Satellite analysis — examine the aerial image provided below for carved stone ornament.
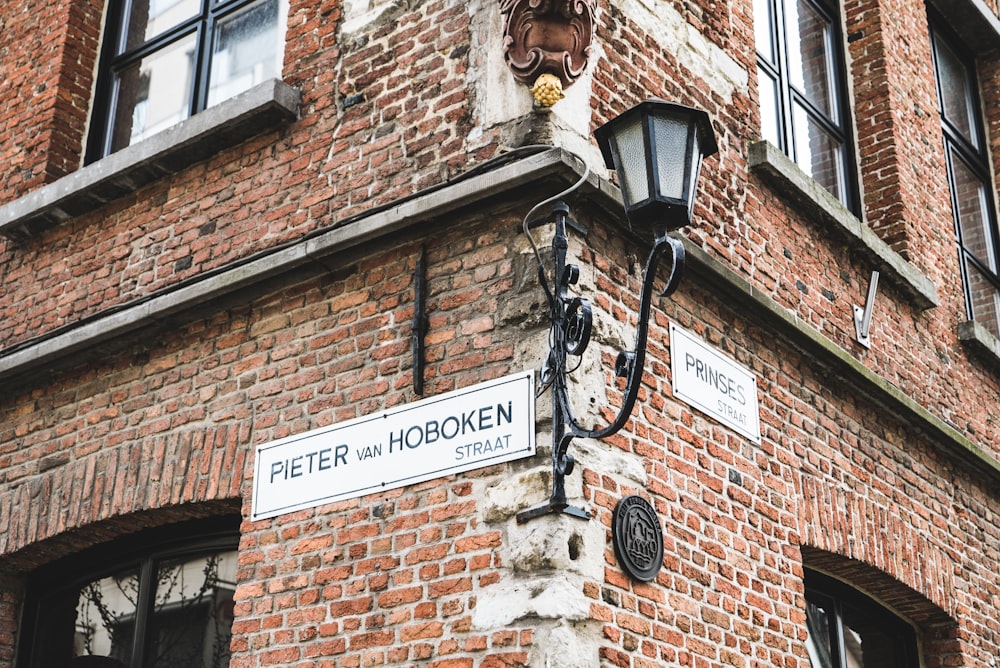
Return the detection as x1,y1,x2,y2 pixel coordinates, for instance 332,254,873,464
499,0,596,89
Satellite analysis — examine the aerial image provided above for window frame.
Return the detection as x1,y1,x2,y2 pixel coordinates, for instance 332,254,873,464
755,0,860,214
804,569,919,668
86,0,285,163
930,13,1000,338
16,516,240,668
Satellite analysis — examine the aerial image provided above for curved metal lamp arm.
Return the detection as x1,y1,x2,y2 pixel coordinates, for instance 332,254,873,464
562,233,684,440
517,201,686,523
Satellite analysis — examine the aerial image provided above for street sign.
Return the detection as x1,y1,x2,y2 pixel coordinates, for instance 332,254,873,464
252,371,536,520
670,323,761,442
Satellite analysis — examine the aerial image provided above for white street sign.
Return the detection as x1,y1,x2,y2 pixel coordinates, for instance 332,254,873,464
252,371,536,520
670,323,761,442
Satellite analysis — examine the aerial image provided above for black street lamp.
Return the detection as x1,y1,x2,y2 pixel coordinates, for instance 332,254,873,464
517,100,718,523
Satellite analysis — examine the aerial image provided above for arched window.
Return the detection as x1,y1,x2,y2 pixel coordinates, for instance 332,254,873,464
17,516,240,668
804,569,919,668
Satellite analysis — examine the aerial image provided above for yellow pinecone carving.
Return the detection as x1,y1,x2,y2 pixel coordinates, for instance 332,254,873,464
531,73,565,107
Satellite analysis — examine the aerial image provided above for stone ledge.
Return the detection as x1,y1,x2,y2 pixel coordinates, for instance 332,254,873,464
0,79,300,242
748,140,939,311
0,148,580,384
957,320,1000,370
927,0,1000,53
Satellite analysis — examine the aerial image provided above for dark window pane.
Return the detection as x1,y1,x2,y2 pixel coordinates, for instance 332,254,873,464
121,0,201,52
28,570,139,668
805,600,835,668
110,34,197,152
842,601,907,667
804,570,918,668
207,0,284,107
145,551,237,668
788,0,834,118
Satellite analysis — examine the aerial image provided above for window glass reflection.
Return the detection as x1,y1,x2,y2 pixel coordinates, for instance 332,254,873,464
966,261,1000,338
74,567,141,664
207,0,284,107
758,68,781,146
792,103,844,201
934,32,978,147
787,0,834,117
111,34,196,152
26,549,236,667
951,151,997,272
752,0,856,211
146,552,237,668
754,0,775,63
122,0,201,52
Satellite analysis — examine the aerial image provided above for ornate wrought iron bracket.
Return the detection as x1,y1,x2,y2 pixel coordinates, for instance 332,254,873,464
516,201,685,523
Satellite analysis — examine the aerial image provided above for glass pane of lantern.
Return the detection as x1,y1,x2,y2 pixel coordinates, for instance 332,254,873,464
613,115,650,207
653,112,690,201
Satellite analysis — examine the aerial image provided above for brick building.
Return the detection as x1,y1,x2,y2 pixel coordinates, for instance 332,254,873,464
1,0,999,665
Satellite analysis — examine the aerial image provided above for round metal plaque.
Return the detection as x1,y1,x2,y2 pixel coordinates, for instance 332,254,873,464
612,495,664,582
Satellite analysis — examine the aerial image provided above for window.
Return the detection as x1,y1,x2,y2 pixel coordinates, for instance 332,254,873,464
754,0,858,212
804,570,918,668
931,17,1000,339
17,518,239,668
87,0,287,161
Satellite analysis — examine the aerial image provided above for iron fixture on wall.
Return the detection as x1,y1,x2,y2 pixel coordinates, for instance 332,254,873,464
517,100,718,523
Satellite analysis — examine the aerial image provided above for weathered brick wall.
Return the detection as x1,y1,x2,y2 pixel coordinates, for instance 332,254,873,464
1,0,1000,666
846,0,953,259
557,204,997,666
0,0,490,352
0,0,101,201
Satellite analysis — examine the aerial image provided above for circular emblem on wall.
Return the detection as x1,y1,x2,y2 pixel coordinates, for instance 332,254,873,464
612,495,664,582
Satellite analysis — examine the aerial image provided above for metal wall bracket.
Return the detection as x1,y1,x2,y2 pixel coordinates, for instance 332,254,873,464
853,270,880,349
412,245,428,395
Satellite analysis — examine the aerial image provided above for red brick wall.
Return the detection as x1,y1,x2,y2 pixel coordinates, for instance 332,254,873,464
1,0,1000,666
0,0,101,200
0,0,487,353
